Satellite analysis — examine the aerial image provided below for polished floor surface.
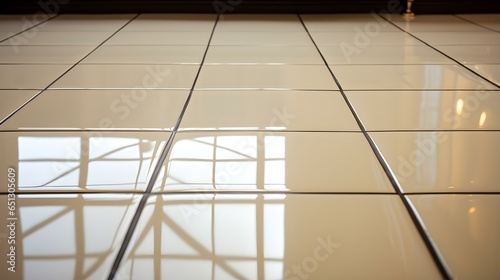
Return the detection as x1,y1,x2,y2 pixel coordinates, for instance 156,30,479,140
0,13,499,280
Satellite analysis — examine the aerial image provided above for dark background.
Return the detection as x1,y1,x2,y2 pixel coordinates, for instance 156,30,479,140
1,0,500,14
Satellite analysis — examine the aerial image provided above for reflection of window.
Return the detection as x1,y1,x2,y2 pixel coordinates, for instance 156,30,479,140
122,194,285,279
17,136,163,191
87,137,156,190
19,136,81,188
264,136,286,190
17,194,137,279
165,134,287,191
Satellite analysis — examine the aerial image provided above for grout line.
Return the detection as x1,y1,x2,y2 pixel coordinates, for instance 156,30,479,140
378,14,499,89
366,129,500,133
173,20,219,132
0,14,60,44
140,191,396,195
452,14,500,33
405,192,500,195
0,14,142,127
192,88,500,91
4,87,496,92
106,14,221,280
0,130,174,134
298,13,454,280
1,128,498,134
0,129,356,133
2,190,499,196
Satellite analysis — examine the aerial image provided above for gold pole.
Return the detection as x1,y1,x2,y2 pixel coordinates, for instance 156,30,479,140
403,0,415,19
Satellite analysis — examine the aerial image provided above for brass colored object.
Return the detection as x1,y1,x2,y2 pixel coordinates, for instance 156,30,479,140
403,0,415,19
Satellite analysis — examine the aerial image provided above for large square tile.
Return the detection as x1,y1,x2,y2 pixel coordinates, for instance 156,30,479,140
347,91,500,130
38,14,135,31
122,14,217,31
204,45,324,64
196,65,338,90
50,64,199,89
0,131,168,192
82,46,206,64
0,64,70,89
0,90,189,130
0,45,95,64
105,31,211,45
409,194,500,279
216,14,304,32
319,45,453,65
0,193,140,279
179,91,358,131
412,31,500,45
116,194,440,279
456,14,500,31
301,14,402,32
310,31,423,45
331,64,497,90
370,131,500,193
0,90,39,123
465,64,500,86
1,31,113,46
435,45,500,64
210,31,313,46
0,15,52,32
152,131,393,193
387,15,489,32
0,31,14,40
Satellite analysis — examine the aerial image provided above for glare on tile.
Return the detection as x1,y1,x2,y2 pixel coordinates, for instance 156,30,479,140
0,132,169,192
0,193,141,280
346,91,500,130
332,64,497,90
456,98,464,115
116,194,440,279
479,111,487,127
153,131,394,193
410,195,500,279
265,126,287,130
371,131,500,193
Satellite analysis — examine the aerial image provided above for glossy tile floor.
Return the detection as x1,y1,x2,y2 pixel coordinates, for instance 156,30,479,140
0,13,499,280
